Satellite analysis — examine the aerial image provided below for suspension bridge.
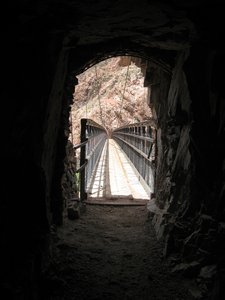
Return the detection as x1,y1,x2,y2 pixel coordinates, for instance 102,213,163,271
74,118,156,206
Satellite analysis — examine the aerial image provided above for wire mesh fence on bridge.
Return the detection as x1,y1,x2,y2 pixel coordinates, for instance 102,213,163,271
74,118,107,201
73,118,156,201
112,120,156,195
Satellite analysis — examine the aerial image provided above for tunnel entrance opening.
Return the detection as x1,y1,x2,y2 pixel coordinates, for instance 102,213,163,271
67,56,156,205
71,56,151,136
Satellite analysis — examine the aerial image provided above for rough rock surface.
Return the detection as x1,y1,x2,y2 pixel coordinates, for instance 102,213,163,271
61,141,78,204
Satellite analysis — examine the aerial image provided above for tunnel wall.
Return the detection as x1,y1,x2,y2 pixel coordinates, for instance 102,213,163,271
146,47,225,298
1,24,69,296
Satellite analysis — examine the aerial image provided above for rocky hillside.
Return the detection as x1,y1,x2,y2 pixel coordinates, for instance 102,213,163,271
71,56,152,144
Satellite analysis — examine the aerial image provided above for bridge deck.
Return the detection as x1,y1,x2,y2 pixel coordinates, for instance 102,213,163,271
87,139,149,204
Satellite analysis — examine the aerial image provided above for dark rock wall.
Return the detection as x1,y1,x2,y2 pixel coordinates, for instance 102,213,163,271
184,45,225,299
2,10,67,296
61,141,79,205
146,45,225,298
43,49,70,226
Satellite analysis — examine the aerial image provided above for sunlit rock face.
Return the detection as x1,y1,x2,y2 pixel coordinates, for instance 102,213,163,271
71,56,151,144
2,0,225,299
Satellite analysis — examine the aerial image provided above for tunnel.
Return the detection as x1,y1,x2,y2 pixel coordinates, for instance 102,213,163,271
1,0,225,299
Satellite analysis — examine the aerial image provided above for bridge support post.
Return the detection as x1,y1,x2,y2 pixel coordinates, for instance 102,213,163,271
80,119,88,202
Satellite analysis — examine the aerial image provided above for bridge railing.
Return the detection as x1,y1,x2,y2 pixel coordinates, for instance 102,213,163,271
112,120,156,195
74,118,107,201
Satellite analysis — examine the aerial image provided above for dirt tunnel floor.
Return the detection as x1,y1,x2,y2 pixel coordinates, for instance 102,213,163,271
47,205,192,300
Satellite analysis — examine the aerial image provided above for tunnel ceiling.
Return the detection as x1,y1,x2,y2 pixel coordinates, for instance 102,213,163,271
13,0,204,74
63,0,195,73
64,0,195,50
12,0,224,75
15,0,196,47
12,0,224,50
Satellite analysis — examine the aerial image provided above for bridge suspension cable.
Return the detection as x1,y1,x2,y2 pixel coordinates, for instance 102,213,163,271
94,65,105,127
117,57,131,127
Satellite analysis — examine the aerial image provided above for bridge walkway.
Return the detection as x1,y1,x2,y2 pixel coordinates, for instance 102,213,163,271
87,138,149,205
